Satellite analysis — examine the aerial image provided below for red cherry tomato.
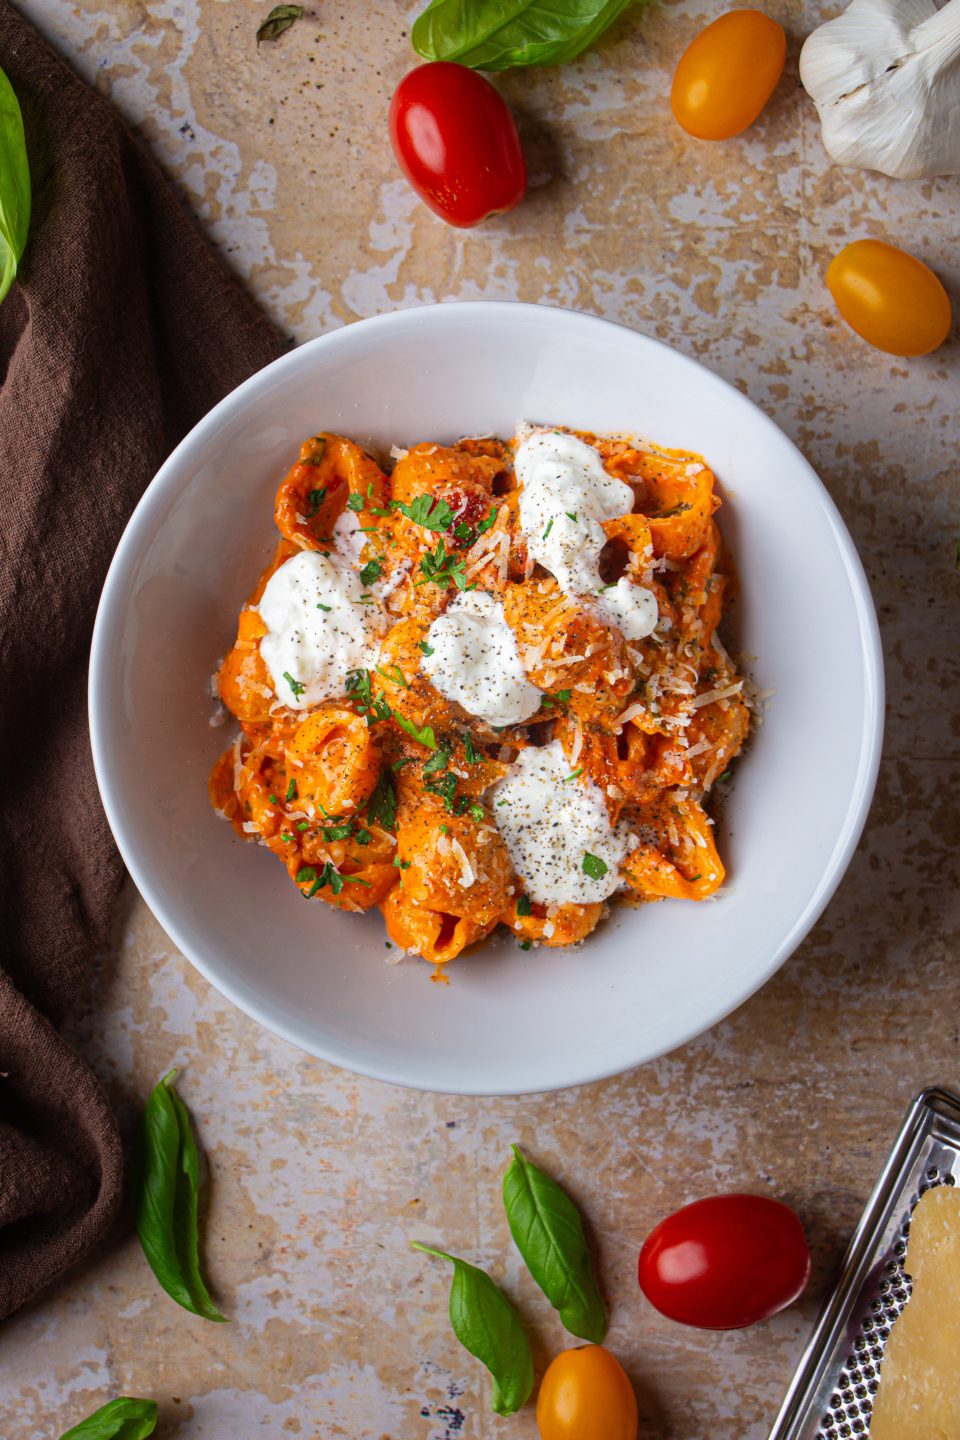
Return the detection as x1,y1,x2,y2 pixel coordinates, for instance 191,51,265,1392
638,1194,810,1329
389,62,527,228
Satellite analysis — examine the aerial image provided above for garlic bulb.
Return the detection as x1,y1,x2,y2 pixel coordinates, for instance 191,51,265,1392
799,0,960,179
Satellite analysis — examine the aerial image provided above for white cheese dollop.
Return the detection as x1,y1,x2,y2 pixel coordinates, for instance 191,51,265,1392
421,589,542,728
514,430,658,641
491,739,631,906
258,550,387,710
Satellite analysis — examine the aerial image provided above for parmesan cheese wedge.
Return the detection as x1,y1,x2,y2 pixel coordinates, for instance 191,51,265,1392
870,1184,960,1440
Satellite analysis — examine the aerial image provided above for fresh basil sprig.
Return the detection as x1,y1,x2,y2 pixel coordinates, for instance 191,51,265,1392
59,1397,157,1440
411,0,638,71
411,1243,534,1415
133,1070,226,1322
0,67,31,307
503,1144,606,1343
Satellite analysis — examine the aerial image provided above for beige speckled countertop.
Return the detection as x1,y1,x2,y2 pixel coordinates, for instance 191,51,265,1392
3,1,959,1436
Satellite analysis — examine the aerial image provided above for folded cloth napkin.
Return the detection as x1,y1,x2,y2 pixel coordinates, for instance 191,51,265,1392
0,0,283,1319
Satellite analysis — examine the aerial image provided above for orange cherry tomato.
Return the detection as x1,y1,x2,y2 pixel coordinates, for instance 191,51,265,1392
537,1346,638,1440
671,10,786,140
826,239,952,357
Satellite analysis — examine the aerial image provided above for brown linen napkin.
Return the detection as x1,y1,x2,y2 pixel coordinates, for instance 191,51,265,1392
0,0,284,1319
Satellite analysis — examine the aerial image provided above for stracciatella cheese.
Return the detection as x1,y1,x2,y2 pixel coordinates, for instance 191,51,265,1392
258,550,387,710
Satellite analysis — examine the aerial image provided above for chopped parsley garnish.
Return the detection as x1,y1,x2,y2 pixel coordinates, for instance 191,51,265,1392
346,493,365,513
375,663,407,688
582,852,608,881
269,793,279,804
555,689,572,703
296,865,316,884
285,779,298,803
424,771,457,810
565,511,577,522
346,668,372,711
689,873,702,882
369,694,392,724
655,502,692,519
469,802,484,822
392,856,412,869
542,518,554,540
280,830,292,843
519,940,532,951
394,712,438,749
463,732,480,765
316,602,332,612
517,894,532,916
296,820,310,832
453,521,474,541
477,506,497,534
439,823,450,835
422,745,452,776
399,494,455,532
717,769,732,782
540,689,572,708
418,640,435,657
417,539,469,591
283,671,306,699
356,828,371,845
322,822,354,841
306,486,327,516
359,558,383,586
392,756,415,772
367,769,398,829
563,767,584,782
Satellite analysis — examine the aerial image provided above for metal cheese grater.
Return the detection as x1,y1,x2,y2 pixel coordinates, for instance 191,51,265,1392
768,1087,960,1440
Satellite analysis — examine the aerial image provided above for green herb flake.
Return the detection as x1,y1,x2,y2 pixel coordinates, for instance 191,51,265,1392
375,663,407,688
418,640,435,657
268,793,279,804
296,820,310,832
519,940,532,952
306,486,327,517
132,1071,226,1323
394,711,438,749
542,518,554,540
582,852,608,881
316,602,332,612
346,493,365,513
469,803,484,822
418,538,468,591
359,558,383,587
346,668,373,711
367,768,398,830
563,767,583,783
422,745,452,776
285,779,298,802
517,894,532,916
464,732,480,765
322,822,354,841
477,505,498,534
409,1243,534,1416
283,671,306,699
356,828,371,846
256,3,304,45
399,494,455,532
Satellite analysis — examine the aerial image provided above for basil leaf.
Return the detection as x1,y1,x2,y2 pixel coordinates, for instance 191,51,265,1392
59,1397,157,1440
0,67,31,307
256,3,303,43
133,1070,227,1322
411,0,638,71
502,1144,606,1343
411,1243,534,1416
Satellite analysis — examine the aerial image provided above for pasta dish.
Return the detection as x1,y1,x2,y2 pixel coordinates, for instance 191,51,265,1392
209,427,751,965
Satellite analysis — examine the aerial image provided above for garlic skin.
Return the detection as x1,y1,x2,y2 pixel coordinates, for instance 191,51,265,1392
800,0,960,179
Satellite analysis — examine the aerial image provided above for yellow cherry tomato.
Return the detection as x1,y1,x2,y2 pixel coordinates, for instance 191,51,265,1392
537,1346,638,1440
826,239,952,357
671,10,787,140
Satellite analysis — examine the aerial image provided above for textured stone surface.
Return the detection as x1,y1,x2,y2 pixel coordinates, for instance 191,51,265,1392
3,0,959,1435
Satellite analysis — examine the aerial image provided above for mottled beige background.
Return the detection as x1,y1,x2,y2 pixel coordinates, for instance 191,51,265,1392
3,1,959,1436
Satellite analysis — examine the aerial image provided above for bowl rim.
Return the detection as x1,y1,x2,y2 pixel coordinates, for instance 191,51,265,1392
88,300,885,1095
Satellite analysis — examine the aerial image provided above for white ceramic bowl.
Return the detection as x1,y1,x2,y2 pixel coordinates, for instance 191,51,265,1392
89,302,883,1095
